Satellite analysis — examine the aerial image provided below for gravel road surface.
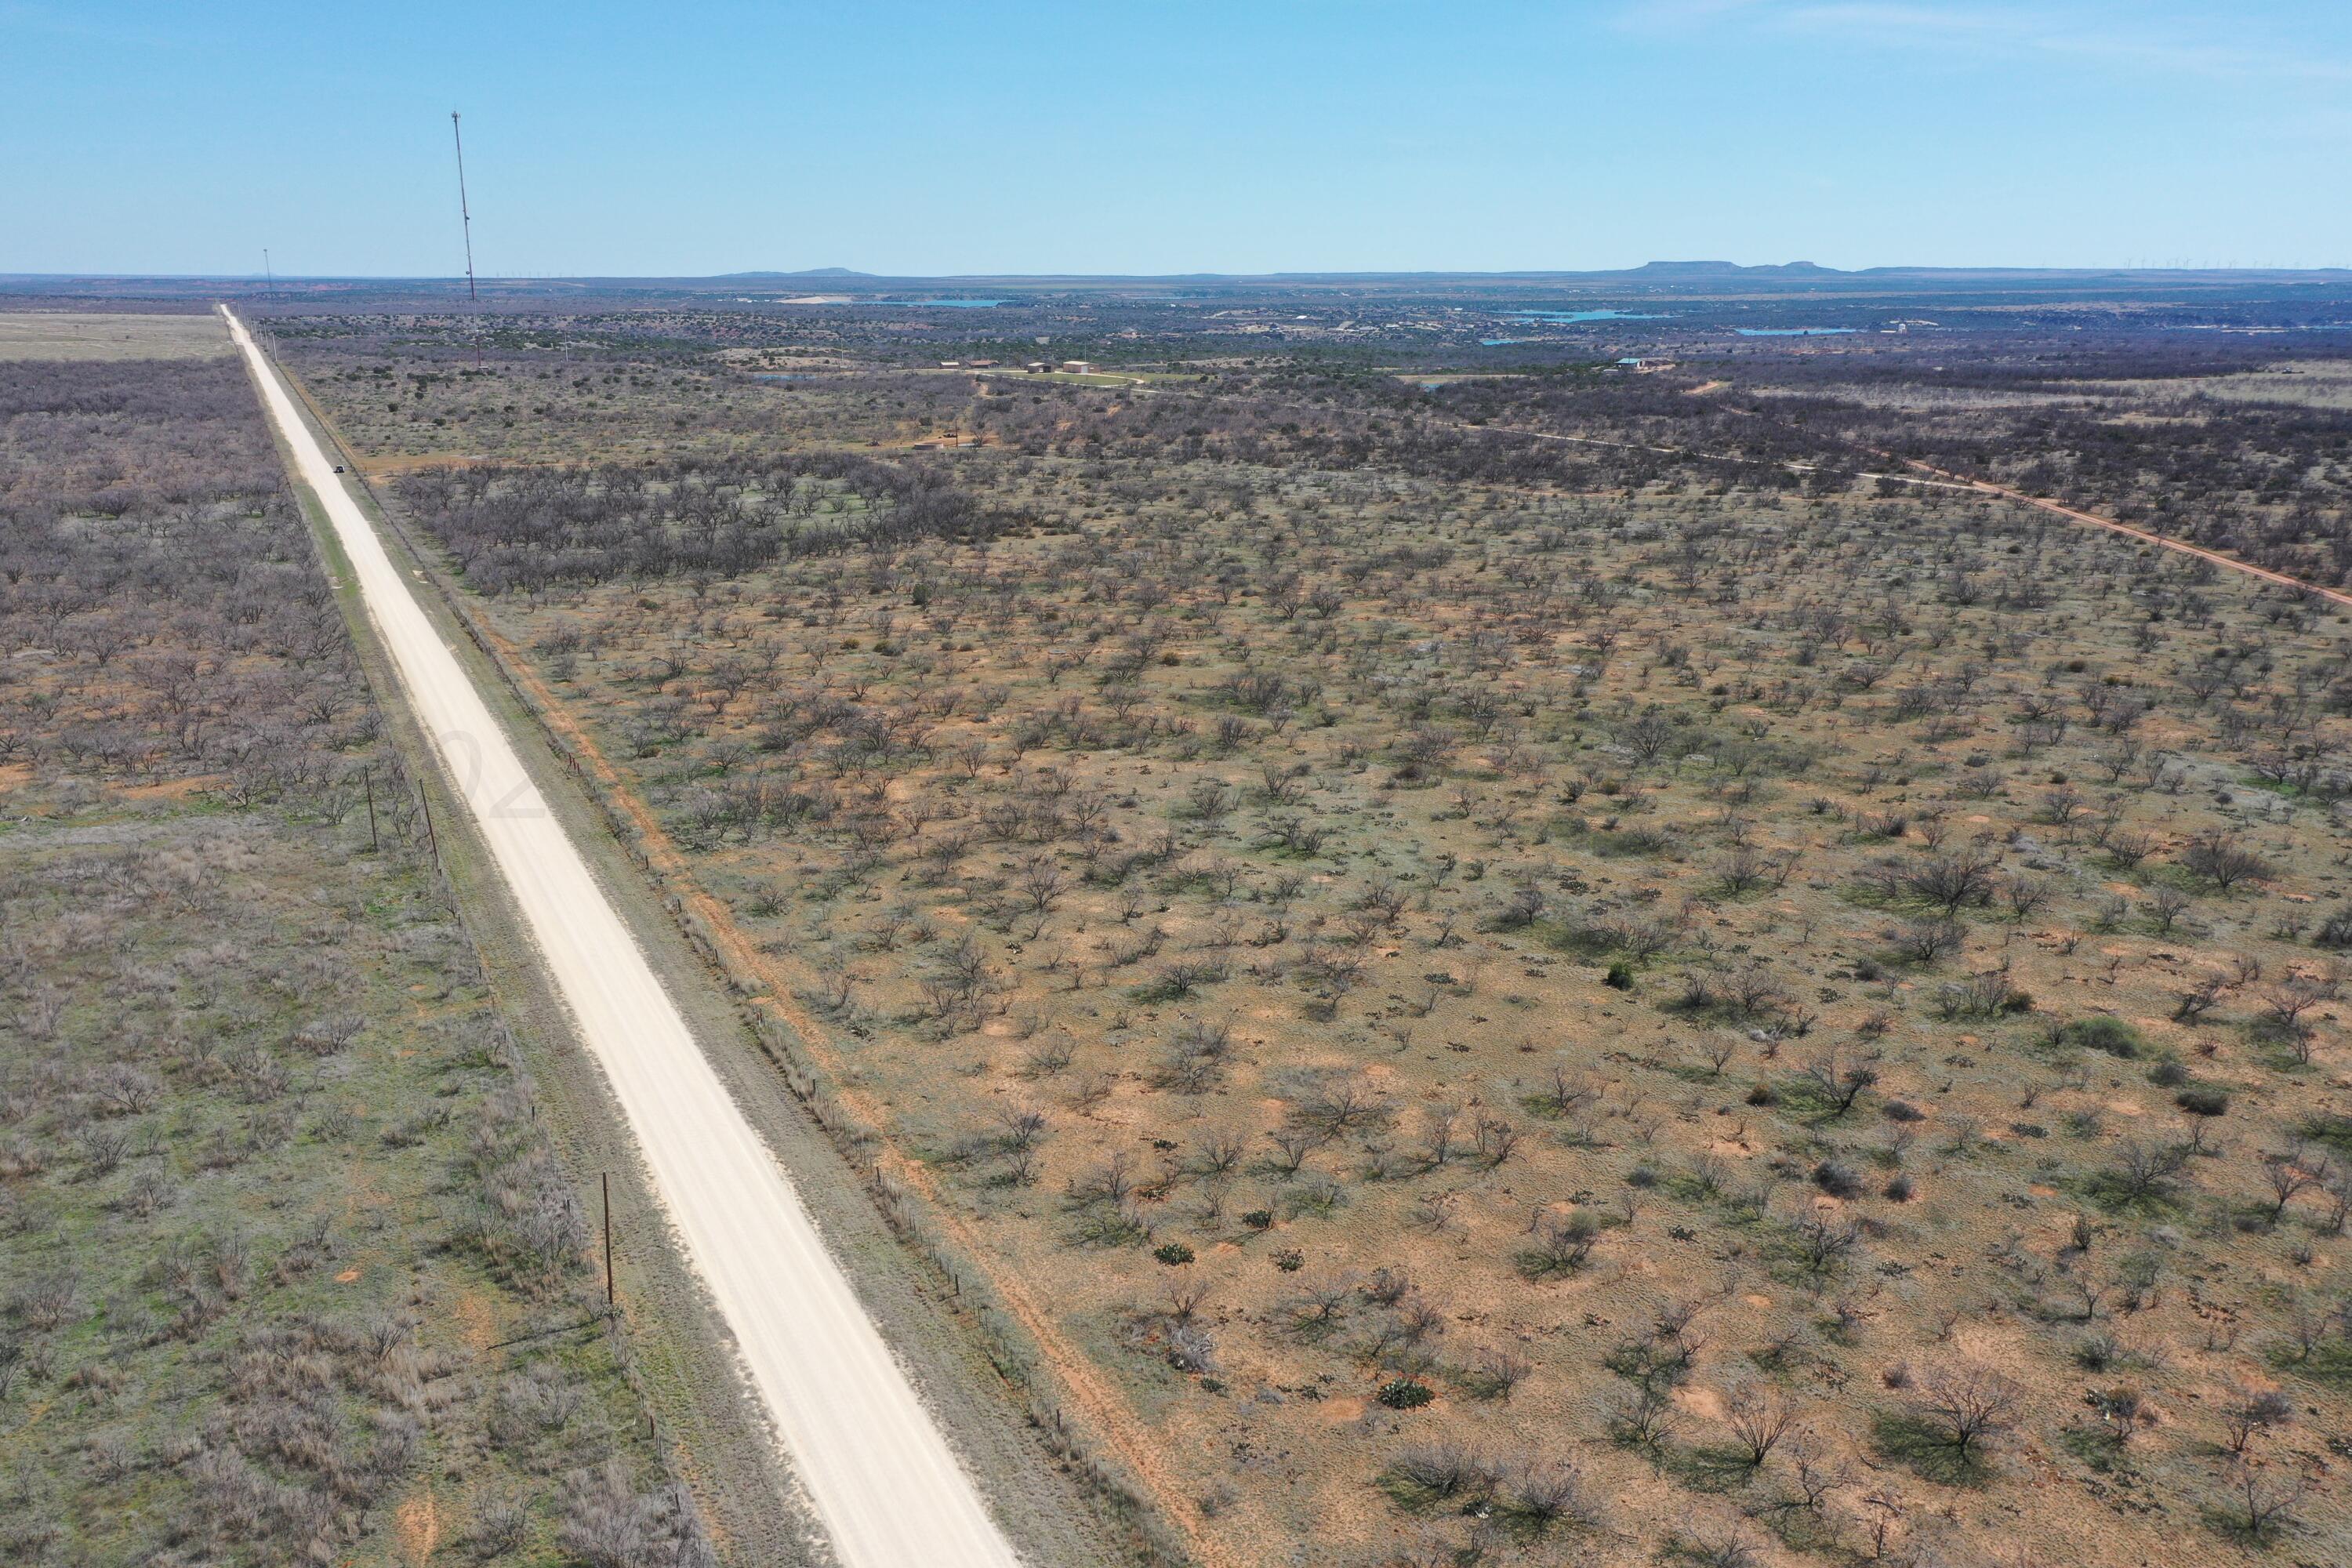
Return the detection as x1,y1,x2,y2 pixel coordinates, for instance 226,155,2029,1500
226,305,1023,1568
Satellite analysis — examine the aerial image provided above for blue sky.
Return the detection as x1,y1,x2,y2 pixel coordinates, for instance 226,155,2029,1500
5,1,2348,276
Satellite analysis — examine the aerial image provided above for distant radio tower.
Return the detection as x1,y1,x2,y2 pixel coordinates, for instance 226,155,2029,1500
263,247,274,302
451,111,477,301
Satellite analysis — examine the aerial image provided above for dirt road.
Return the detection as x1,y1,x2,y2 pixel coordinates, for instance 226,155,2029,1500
223,307,1024,1568
1893,458,2352,609
1471,414,2352,608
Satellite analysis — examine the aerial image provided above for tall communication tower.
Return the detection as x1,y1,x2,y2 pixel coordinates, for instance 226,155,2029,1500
451,111,477,302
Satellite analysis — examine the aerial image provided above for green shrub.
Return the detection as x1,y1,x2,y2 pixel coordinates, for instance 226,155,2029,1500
2175,1086,2230,1117
1376,1379,1436,1410
2062,1017,2146,1058
2301,1113,2352,1156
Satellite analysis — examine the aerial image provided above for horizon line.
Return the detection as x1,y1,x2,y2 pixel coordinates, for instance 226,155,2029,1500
9,263,2352,286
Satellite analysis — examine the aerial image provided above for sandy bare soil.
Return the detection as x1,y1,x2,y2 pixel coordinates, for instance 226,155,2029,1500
222,307,1023,1568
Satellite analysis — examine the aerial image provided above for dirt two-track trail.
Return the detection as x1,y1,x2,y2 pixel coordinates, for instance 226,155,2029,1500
223,307,1024,1568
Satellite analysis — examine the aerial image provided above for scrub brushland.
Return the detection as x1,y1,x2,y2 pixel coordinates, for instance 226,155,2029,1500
0,320,703,1567
16,267,2352,1568
262,278,2352,1568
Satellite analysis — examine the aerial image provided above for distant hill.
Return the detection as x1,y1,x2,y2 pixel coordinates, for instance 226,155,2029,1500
715,267,874,279
1630,260,1844,277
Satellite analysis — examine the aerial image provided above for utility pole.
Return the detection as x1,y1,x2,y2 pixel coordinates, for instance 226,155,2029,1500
450,111,477,303
451,111,484,368
601,1172,615,1307
419,778,439,869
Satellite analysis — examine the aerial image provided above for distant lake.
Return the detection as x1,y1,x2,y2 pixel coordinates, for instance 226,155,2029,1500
1505,310,1672,322
876,298,1004,308
1734,327,1857,336
2163,321,2352,332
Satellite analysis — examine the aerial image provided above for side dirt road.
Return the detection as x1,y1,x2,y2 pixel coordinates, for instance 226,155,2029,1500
1896,457,2352,608
1479,403,2352,610
223,307,1025,1568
